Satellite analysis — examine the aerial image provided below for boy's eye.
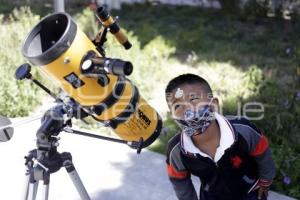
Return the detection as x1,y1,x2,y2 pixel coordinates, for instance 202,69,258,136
174,104,181,110
191,97,199,102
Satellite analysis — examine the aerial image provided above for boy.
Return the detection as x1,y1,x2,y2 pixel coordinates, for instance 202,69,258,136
165,74,276,200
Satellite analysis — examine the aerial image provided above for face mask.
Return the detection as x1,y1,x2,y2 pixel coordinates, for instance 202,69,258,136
174,99,215,137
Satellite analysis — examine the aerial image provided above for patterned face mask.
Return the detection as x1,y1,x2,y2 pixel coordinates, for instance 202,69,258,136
174,99,215,137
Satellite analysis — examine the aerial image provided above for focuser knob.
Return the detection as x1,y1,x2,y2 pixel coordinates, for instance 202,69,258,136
15,63,32,80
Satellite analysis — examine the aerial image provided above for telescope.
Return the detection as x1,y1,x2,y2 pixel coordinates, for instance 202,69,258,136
20,8,162,148
0,7,162,200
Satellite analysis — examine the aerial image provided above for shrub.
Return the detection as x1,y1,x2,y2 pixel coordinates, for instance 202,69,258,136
0,7,42,117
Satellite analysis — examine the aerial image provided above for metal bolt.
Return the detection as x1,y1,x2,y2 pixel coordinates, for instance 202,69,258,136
64,57,71,64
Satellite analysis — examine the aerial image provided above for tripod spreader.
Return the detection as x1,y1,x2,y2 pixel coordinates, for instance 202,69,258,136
63,127,144,154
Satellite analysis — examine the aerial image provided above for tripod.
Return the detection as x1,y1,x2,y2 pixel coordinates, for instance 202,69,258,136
22,103,143,200
24,147,90,200
22,103,89,200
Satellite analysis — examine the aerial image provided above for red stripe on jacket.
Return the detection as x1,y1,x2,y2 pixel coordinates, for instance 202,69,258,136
167,164,188,179
250,135,269,156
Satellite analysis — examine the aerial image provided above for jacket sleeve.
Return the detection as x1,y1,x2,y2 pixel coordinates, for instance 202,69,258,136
166,133,198,200
233,118,276,187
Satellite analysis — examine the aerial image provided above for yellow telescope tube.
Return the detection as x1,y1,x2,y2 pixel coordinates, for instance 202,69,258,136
21,13,161,147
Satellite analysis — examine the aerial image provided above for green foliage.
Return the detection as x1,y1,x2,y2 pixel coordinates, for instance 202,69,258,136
255,76,300,195
0,7,42,117
73,8,98,38
219,0,241,14
103,32,176,100
149,113,179,154
241,65,264,96
242,0,270,18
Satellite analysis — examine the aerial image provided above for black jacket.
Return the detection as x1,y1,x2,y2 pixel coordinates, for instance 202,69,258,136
166,115,276,200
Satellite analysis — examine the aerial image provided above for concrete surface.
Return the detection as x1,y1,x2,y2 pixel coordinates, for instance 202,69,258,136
0,117,296,200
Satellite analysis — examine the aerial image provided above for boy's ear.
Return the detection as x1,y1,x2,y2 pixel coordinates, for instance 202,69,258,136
211,97,220,113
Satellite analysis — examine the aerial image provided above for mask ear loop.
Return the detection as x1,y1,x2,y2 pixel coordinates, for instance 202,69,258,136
206,98,216,121
208,97,214,106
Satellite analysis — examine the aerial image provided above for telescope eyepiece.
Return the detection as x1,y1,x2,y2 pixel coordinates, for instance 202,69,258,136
104,59,133,76
96,6,110,21
80,51,133,77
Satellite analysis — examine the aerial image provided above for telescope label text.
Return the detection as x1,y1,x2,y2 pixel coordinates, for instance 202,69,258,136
137,109,151,127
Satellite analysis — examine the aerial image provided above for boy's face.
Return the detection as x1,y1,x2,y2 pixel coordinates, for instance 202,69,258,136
166,84,215,119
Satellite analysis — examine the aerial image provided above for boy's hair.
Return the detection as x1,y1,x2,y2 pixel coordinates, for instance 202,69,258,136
165,74,212,100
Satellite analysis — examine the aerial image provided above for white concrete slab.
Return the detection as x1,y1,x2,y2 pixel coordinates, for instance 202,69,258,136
0,117,296,200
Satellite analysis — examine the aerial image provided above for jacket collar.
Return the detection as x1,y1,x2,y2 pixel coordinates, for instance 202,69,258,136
180,112,236,162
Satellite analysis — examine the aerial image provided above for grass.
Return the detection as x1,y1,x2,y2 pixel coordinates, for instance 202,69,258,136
129,5,296,71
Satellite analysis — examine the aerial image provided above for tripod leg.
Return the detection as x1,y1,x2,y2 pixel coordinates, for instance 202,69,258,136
27,181,39,200
63,159,91,200
24,173,30,200
37,173,50,200
24,150,40,200
40,183,50,200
